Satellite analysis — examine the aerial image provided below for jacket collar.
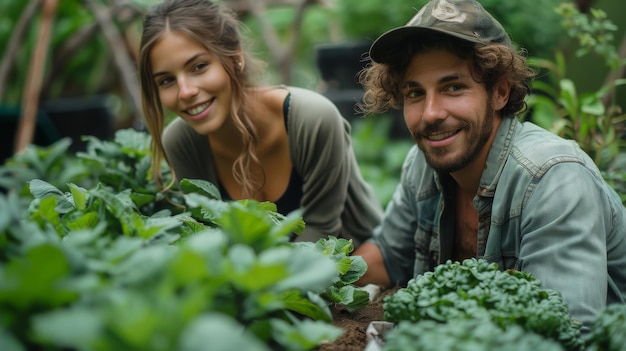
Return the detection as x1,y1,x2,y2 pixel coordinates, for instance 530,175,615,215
478,116,519,197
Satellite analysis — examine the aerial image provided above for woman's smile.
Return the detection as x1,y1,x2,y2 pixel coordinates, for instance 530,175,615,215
184,99,214,120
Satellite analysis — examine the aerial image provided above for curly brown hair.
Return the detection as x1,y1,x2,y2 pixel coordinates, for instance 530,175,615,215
357,33,536,118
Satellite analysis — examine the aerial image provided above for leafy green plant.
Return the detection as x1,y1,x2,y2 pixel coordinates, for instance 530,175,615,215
0,179,345,350
524,3,626,203
383,259,583,350
297,236,370,312
383,319,565,351
0,128,376,351
584,303,626,351
351,116,413,207
0,137,90,196
0,0,144,124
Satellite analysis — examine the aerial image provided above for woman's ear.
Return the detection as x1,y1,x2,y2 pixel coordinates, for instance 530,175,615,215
236,52,245,72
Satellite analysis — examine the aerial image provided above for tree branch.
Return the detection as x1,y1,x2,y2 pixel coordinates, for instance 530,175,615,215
85,0,143,128
0,0,41,101
245,0,314,84
14,0,58,153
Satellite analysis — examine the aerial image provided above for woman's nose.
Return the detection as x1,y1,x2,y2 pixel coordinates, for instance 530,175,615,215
178,76,198,100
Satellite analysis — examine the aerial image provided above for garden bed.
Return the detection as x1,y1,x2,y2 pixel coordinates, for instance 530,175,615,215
319,286,399,351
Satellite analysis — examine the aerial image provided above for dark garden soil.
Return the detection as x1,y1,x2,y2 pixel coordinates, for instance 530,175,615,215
317,287,400,351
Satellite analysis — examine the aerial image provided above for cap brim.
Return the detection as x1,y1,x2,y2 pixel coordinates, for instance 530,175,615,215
369,26,482,64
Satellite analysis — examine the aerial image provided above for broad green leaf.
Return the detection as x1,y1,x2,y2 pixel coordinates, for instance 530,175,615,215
280,290,331,322
40,138,73,172
115,129,151,155
228,244,256,271
26,196,64,237
0,193,11,232
213,201,288,249
342,287,370,312
228,246,290,291
68,183,88,210
112,245,175,286
134,215,183,240
180,178,221,200
90,188,137,236
29,179,64,198
271,248,338,292
0,244,76,309
32,307,102,349
184,193,227,223
0,327,26,351
335,256,353,275
322,285,346,304
65,211,99,231
129,192,155,208
580,93,605,115
168,250,209,285
175,214,209,234
525,95,562,131
529,79,558,97
558,78,578,116
180,230,229,278
341,256,368,284
270,318,342,350
105,292,163,348
179,314,269,351
246,291,287,319
101,236,144,265
233,264,289,292
268,209,305,239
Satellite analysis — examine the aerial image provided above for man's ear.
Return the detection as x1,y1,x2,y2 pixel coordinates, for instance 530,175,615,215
493,79,510,111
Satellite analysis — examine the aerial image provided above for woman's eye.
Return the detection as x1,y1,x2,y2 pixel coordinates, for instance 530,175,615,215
193,62,208,72
157,77,174,86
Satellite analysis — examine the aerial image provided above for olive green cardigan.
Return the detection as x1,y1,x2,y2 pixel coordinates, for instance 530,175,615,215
162,86,383,247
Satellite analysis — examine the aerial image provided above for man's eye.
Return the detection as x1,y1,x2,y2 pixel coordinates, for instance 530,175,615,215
405,90,423,98
447,84,464,92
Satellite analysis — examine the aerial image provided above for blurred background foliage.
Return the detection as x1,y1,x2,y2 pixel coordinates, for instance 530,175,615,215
0,0,625,206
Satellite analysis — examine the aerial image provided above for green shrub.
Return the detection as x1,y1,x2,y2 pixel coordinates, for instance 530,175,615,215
0,131,371,351
383,319,564,351
383,259,583,350
584,303,626,351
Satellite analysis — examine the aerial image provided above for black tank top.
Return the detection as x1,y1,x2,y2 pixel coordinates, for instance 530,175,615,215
218,93,303,215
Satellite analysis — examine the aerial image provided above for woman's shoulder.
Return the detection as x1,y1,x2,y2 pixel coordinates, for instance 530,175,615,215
285,86,335,107
283,86,343,125
162,117,205,151
163,117,194,140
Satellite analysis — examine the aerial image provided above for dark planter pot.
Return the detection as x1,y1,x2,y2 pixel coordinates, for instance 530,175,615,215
0,95,115,163
315,41,371,91
314,41,410,140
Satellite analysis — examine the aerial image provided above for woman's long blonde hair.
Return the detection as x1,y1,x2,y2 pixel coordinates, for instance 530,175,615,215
138,0,264,197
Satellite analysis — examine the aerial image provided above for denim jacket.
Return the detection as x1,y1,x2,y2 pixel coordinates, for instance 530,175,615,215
371,116,626,329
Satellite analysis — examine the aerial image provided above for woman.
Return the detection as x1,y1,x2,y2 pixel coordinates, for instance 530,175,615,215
138,0,383,246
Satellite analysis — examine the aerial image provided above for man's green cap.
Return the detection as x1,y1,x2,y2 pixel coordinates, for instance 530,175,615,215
369,0,511,64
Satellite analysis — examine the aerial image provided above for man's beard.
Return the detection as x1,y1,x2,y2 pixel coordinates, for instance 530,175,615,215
415,100,495,174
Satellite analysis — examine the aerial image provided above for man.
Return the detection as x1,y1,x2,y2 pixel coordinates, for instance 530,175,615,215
354,0,626,332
